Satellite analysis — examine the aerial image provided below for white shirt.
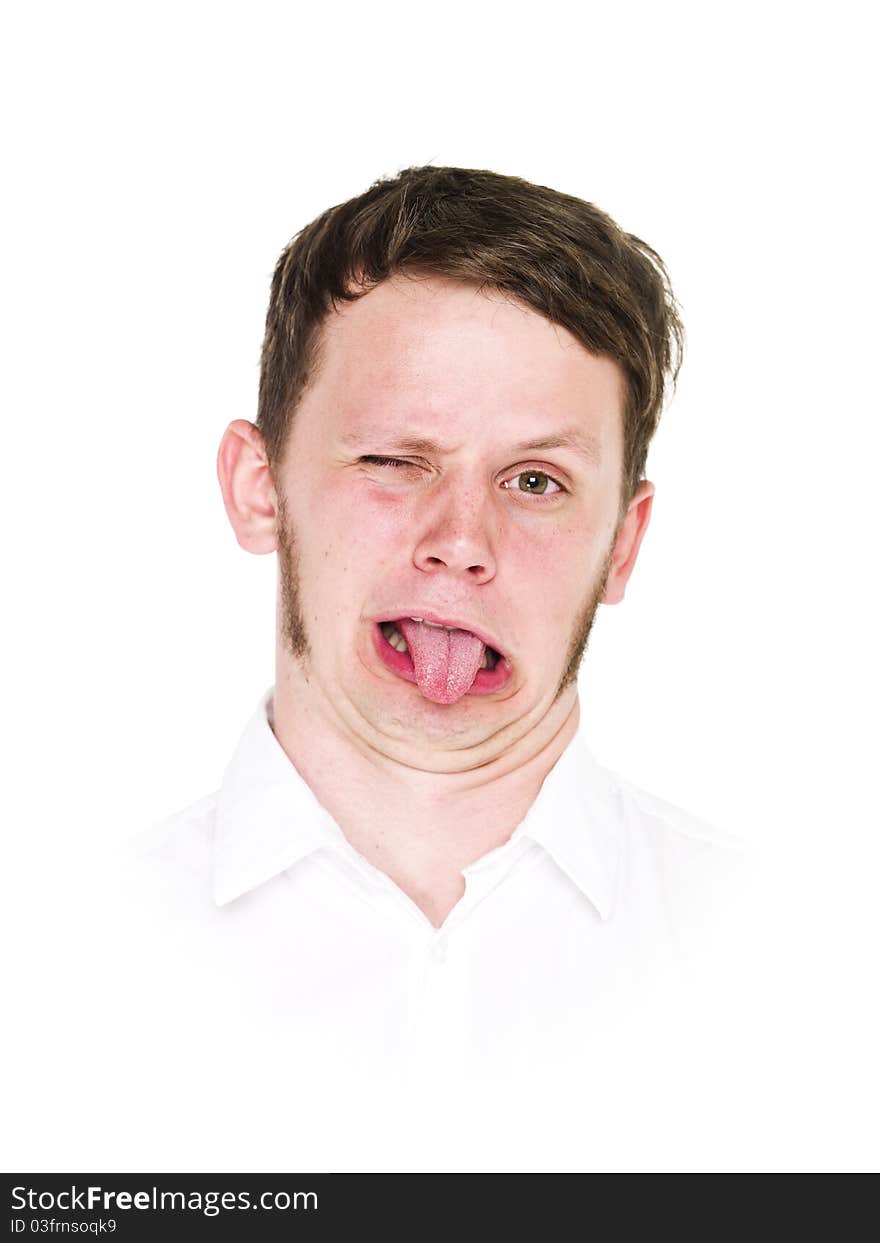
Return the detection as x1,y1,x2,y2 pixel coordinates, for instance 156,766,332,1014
119,688,753,1087
12,696,871,1174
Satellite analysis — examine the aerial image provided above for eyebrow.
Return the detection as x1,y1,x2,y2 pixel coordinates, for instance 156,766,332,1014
342,426,602,467
511,429,602,467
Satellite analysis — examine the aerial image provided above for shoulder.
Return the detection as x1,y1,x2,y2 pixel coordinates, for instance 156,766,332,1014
616,775,747,854
596,761,758,939
114,791,220,915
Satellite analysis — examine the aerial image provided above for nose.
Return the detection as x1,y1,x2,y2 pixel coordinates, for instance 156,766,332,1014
411,475,498,584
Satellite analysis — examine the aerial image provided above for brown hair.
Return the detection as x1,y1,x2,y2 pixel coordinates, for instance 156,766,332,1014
257,165,684,505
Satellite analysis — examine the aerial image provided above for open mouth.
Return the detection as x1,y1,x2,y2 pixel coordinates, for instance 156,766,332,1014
373,617,511,704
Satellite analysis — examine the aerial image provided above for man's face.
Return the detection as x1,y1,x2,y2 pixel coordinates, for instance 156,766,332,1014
272,273,629,765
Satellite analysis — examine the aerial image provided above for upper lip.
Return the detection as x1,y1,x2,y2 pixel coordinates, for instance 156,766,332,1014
379,611,506,657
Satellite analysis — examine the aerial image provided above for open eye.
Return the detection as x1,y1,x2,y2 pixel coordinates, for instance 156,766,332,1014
500,469,565,497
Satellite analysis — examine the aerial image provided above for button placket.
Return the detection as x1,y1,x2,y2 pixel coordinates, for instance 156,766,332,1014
406,929,467,1084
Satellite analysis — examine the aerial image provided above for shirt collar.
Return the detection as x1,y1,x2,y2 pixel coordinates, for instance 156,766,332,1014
214,689,623,919
213,688,343,906
510,728,623,921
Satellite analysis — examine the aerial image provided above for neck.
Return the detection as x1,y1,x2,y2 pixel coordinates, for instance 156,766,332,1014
270,654,581,927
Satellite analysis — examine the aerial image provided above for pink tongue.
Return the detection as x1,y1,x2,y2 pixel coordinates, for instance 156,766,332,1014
396,619,486,705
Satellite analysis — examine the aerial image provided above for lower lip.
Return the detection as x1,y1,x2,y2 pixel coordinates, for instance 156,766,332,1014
371,623,513,697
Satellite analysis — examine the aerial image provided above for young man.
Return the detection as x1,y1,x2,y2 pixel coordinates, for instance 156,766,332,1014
129,166,748,1080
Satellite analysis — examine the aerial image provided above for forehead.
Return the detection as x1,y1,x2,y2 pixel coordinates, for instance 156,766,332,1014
300,273,625,451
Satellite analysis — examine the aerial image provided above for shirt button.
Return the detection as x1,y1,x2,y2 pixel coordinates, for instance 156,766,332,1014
431,938,448,965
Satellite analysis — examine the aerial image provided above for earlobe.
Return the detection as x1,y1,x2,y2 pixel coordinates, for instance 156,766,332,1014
602,480,654,606
216,419,278,555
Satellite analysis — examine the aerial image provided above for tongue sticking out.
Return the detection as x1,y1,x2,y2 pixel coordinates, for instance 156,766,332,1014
396,619,486,705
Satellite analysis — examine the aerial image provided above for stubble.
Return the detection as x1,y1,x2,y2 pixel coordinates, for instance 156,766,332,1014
553,550,612,703
276,494,310,663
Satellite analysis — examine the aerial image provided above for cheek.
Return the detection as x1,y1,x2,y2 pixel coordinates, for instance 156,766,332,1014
351,488,415,543
509,512,606,580
307,483,404,580
507,520,608,626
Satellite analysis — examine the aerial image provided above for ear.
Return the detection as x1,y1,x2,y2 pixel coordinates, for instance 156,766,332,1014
216,420,278,554
602,479,654,605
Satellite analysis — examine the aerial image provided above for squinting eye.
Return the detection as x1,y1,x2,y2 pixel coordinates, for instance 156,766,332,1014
361,456,412,469
501,469,564,496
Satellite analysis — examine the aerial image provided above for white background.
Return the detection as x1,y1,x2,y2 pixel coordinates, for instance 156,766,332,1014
3,0,877,1171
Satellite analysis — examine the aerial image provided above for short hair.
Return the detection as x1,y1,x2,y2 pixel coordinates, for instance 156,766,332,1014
257,165,684,506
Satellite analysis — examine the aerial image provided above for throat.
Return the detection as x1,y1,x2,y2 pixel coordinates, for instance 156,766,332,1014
267,677,583,922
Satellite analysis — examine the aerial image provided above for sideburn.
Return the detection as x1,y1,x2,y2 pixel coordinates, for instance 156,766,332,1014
276,495,310,663
553,550,613,703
